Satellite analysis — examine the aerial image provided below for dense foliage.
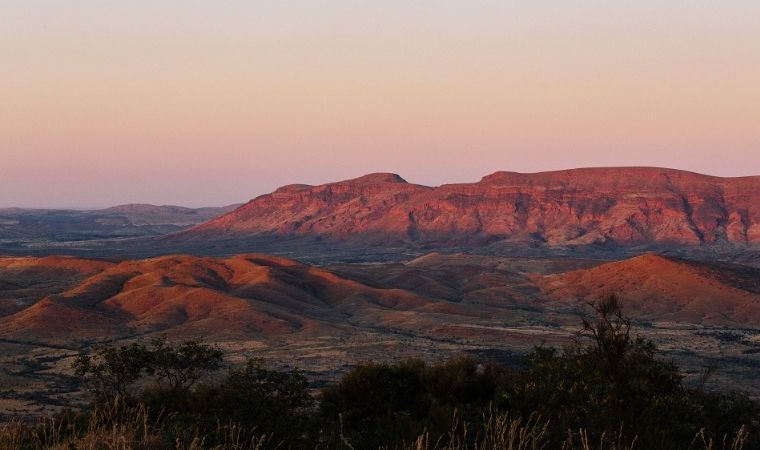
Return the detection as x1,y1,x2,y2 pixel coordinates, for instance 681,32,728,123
25,296,758,449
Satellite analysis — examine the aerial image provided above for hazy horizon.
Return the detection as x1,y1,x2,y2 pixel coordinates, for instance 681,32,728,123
2,1,759,208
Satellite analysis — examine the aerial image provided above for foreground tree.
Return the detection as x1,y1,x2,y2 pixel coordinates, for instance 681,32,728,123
73,336,223,403
73,341,153,401
149,335,224,393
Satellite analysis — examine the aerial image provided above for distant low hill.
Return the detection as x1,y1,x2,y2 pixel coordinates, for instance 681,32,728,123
100,204,242,226
0,203,241,243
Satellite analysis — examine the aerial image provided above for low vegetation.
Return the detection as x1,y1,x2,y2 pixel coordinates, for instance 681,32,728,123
2,296,757,449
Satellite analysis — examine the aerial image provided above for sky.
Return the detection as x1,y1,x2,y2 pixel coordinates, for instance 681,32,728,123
1,1,759,208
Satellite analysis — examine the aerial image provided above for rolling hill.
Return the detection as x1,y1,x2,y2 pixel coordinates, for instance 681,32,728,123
0,254,457,342
536,253,760,325
2,252,759,344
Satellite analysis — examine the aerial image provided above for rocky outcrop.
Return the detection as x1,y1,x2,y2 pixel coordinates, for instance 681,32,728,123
186,168,760,248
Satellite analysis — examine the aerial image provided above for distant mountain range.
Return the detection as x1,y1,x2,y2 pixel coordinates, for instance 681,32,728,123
181,168,760,250
2,168,758,264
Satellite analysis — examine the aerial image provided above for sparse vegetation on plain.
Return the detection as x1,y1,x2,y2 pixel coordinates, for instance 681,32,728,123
1,296,757,449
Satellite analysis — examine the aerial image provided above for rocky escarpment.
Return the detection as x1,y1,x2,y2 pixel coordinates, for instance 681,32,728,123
185,168,760,248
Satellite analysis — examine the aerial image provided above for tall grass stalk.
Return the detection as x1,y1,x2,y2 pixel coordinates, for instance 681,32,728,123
0,403,749,450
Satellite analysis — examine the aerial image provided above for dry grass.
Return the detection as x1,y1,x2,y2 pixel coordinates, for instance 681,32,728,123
400,408,749,450
404,410,550,450
0,399,161,450
0,402,750,450
0,399,271,450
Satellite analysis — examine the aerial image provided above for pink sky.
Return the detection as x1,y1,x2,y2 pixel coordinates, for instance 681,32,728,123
1,1,759,208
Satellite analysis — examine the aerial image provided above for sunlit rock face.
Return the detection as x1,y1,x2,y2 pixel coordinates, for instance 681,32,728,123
186,168,760,248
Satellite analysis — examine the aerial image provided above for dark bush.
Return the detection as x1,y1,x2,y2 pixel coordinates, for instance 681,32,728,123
139,359,315,447
319,356,506,449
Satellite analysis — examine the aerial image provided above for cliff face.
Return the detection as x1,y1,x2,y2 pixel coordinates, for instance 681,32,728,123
188,168,760,247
